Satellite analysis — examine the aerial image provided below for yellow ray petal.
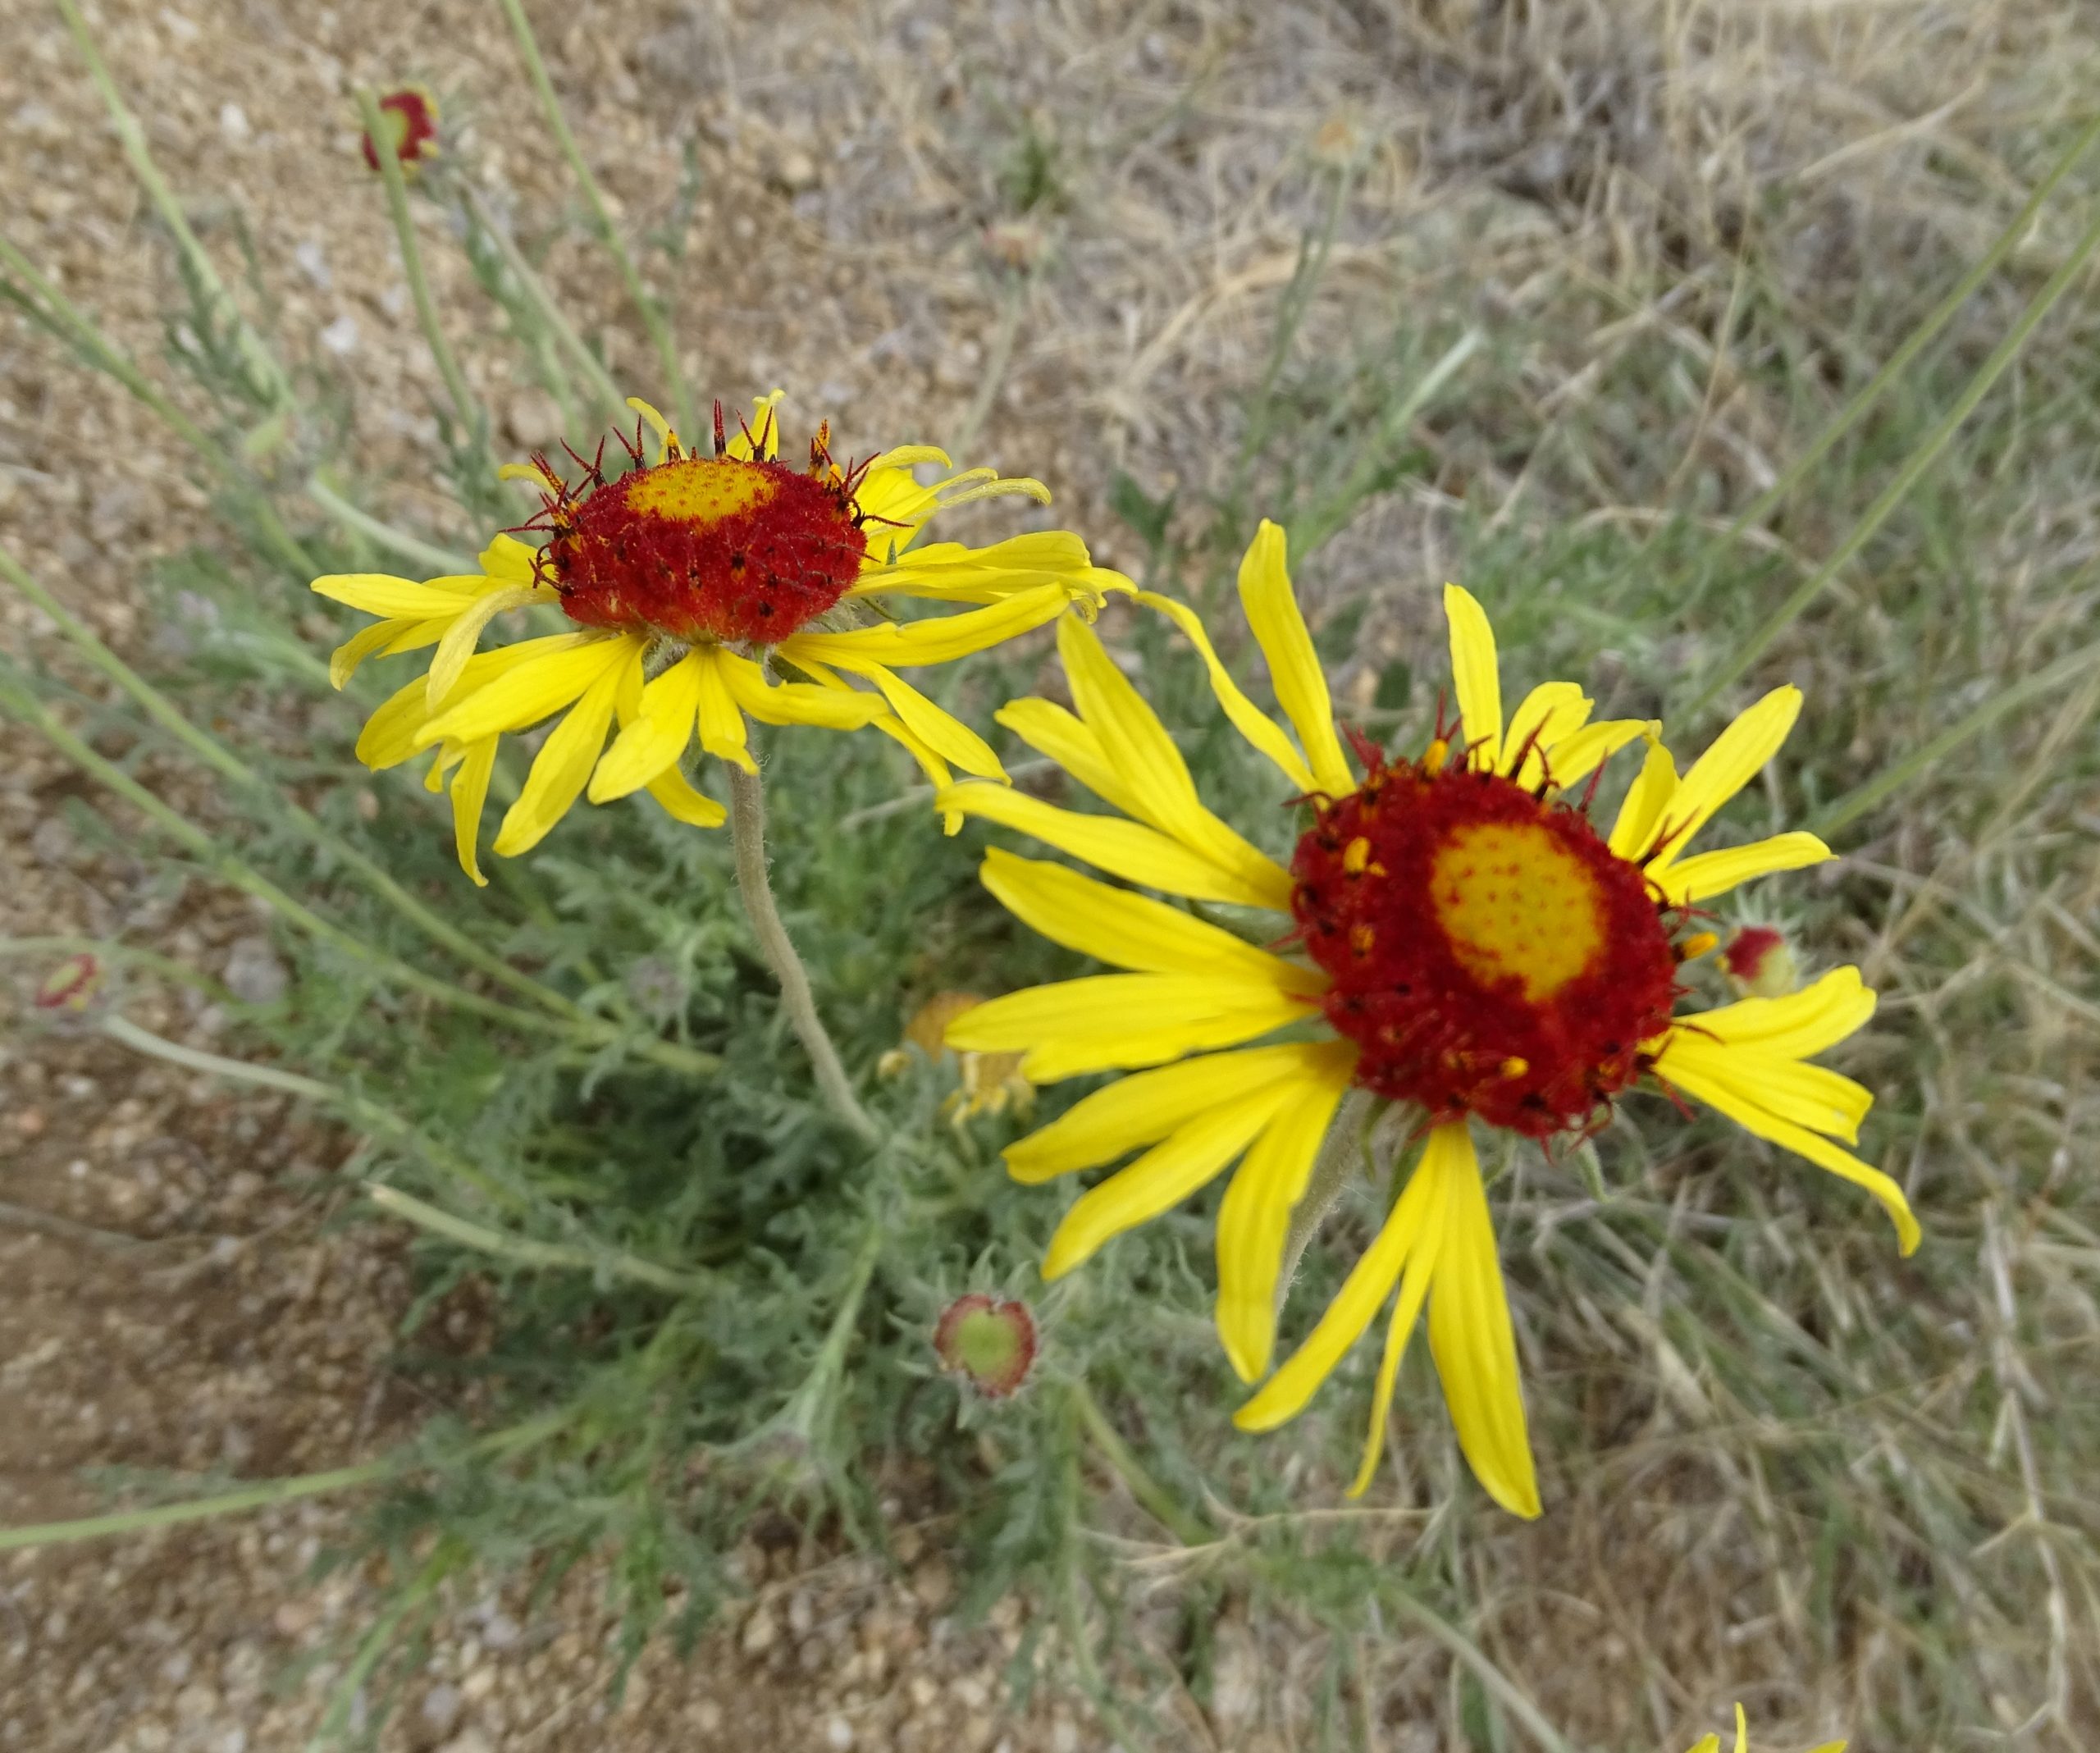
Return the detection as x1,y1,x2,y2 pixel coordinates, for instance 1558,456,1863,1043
1680,966,1876,1061
1348,1156,1449,1496
329,617,414,689
491,652,633,856
1002,1044,1331,1185
1042,1088,1296,1279
425,582,546,708
1135,591,1317,794
690,645,757,775
1500,681,1590,787
1234,1129,1449,1433
417,632,637,749
979,847,1319,988
853,532,1096,601
1057,616,1285,895
1442,584,1502,772
1237,522,1354,797
1214,1049,1358,1381
785,584,1069,669
936,783,1290,910
590,651,707,801
721,650,888,728
477,532,541,585
1650,685,1801,872
851,664,1005,778
355,636,587,769
311,573,491,619
643,764,727,829
1666,1034,1873,1141
1656,830,1833,905
994,698,1153,824
1655,1046,1920,1254
1547,716,1652,788
947,974,1320,1081
448,737,499,887
1609,736,1679,859
1424,1125,1541,1518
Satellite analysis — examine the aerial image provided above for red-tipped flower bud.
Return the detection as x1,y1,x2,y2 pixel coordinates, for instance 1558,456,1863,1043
933,1294,1036,1399
1720,926,1797,998
34,952,104,1013
359,88,441,174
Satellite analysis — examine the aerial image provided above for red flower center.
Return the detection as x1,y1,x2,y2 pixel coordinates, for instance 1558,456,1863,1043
1292,749,1680,1139
527,417,872,646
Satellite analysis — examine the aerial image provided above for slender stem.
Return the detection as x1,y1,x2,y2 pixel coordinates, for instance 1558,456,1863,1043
102,1014,337,1099
1386,1591,1582,1753
492,0,696,438
460,182,628,421
0,235,313,577
725,764,880,1144
304,476,476,575
1276,1089,1378,1302
1680,108,2100,614
356,88,483,448
0,1408,572,1554
52,0,289,407
0,541,589,1025
1069,1380,1211,1548
1678,195,2100,721
367,1185,708,1296
0,669,719,1075
1813,634,2100,836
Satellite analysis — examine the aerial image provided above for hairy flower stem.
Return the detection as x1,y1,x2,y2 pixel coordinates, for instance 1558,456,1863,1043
727,765,881,1144
1275,1089,1381,1303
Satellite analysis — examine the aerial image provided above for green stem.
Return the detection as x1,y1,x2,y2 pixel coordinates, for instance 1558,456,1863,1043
1386,1591,1581,1753
52,0,289,408
0,235,313,578
0,1408,572,1554
1682,110,2100,614
1812,634,2100,836
1069,1379,1211,1548
305,477,475,577
460,182,628,421
1275,1089,1378,1300
0,669,719,1075
356,87,484,450
367,1184,707,1296
726,764,881,1144
102,1013,336,1099
492,0,696,437
0,541,590,1025
1678,195,2100,721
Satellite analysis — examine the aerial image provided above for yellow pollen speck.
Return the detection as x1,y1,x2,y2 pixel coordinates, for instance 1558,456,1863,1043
1500,1057,1529,1078
1429,820,1607,1002
625,457,778,527
1343,836,1372,875
1678,930,1719,961
1423,737,1449,775
1349,924,1376,955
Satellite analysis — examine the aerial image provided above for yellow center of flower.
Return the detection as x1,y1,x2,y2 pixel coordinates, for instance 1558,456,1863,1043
624,457,779,527
1428,820,1607,1002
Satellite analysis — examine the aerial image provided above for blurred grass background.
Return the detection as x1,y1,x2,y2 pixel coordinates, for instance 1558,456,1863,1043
3,2,2099,1749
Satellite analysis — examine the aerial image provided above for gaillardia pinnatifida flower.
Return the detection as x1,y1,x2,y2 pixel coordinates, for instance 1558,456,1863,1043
943,520,1919,1516
358,87,441,173
313,394,1122,881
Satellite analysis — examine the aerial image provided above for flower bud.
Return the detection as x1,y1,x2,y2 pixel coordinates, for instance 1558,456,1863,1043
359,88,441,175
1720,926,1797,999
933,1294,1036,1399
34,952,104,1014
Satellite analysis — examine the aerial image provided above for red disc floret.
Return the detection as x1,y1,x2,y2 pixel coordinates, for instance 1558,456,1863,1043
1292,751,1680,1139
523,413,873,646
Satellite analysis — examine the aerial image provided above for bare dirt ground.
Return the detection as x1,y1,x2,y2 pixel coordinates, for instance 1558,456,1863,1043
3,0,2089,1748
